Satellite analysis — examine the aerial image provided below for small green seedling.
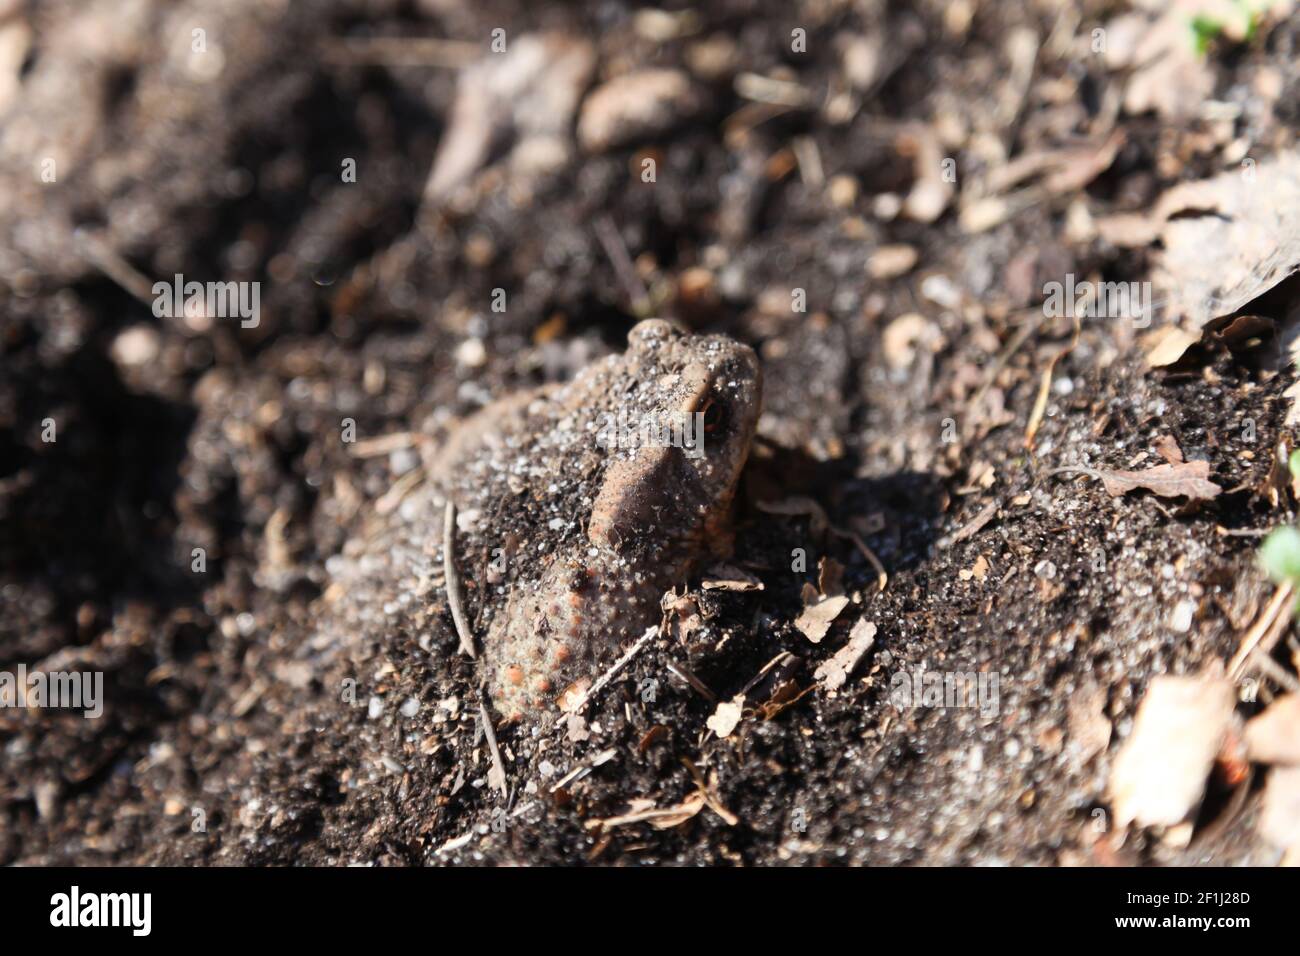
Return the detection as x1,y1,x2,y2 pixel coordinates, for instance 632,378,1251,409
1191,0,1263,56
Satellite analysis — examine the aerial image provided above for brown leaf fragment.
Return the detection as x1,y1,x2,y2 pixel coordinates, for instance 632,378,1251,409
814,619,877,692
1143,326,1202,368
756,679,811,719
1109,668,1237,830
795,584,851,644
701,564,764,591
661,591,703,642
565,712,590,744
1245,694,1300,766
817,556,845,598
1050,460,1222,502
1153,435,1184,464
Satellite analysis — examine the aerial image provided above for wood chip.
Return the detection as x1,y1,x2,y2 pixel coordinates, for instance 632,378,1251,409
867,243,918,279
794,583,851,644
814,619,877,692
706,695,745,738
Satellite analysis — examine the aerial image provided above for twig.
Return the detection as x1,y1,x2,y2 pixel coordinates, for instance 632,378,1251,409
349,432,420,458
758,496,887,592
791,135,824,188
938,499,999,549
739,651,794,698
1254,652,1300,693
666,661,717,702
568,626,658,713
550,747,618,792
1228,582,1294,681
734,72,812,108
593,216,650,317
969,307,1043,415
478,703,508,796
829,525,888,593
1044,465,1108,482
682,757,739,826
1025,315,1080,450
319,37,479,69
75,229,157,306
443,500,476,659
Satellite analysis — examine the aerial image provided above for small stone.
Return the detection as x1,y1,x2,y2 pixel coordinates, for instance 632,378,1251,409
867,244,918,279
828,174,859,208
1170,600,1195,633
110,325,160,369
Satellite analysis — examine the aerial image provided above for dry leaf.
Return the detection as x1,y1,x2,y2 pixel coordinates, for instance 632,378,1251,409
1143,326,1202,368
1109,668,1236,829
1053,460,1221,501
814,619,877,692
1099,155,1300,327
1259,765,1300,851
959,554,990,582
1245,694,1300,765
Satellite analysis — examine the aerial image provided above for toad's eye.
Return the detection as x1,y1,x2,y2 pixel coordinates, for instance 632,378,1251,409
700,396,726,433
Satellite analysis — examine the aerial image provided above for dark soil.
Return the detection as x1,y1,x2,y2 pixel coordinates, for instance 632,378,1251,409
2,0,1298,865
